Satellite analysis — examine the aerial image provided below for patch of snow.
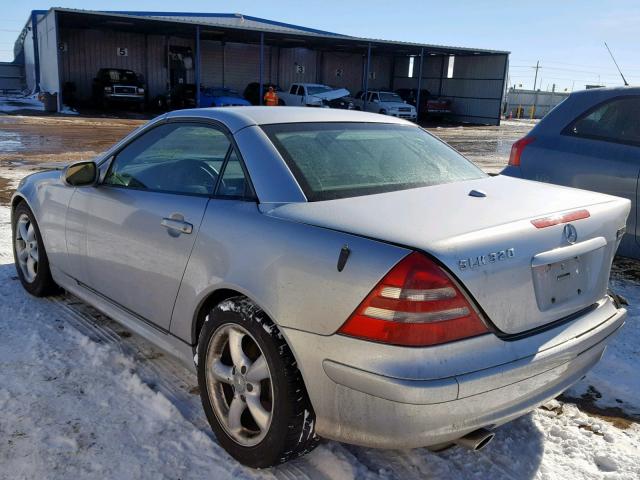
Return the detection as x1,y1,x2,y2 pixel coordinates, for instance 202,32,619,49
565,264,640,415
59,106,80,116
0,94,44,113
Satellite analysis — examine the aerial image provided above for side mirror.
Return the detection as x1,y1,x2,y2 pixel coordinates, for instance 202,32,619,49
64,161,98,186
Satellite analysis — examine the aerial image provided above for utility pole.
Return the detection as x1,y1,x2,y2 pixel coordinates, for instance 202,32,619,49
532,60,540,91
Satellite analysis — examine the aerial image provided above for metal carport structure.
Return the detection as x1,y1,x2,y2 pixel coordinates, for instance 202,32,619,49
19,8,509,124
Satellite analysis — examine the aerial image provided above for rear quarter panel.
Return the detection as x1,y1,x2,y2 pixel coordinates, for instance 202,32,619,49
170,200,410,342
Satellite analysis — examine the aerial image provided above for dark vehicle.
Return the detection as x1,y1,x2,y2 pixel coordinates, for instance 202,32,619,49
243,82,283,105
154,83,197,110
395,88,452,119
325,96,355,110
501,86,640,259
92,68,146,110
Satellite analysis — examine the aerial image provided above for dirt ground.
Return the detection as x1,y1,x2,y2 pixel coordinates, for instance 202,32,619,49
0,113,536,204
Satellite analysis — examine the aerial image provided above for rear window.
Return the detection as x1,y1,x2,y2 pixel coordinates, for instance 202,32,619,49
262,122,485,201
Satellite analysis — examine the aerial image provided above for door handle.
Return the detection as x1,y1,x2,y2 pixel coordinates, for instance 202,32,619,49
161,217,193,234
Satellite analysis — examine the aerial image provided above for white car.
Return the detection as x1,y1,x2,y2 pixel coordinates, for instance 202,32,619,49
355,90,417,120
279,83,351,107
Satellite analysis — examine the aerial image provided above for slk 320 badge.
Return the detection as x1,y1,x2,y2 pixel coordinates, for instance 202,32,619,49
458,248,515,271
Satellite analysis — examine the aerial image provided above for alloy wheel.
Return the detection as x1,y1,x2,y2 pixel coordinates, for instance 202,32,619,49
15,213,39,283
205,323,274,446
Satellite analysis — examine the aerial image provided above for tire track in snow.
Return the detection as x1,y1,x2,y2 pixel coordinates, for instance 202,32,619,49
41,291,551,480
45,292,352,480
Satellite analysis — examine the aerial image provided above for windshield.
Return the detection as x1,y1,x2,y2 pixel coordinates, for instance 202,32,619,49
262,122,485,201
379,92,403,102
105,70,138,83
307,86,333,95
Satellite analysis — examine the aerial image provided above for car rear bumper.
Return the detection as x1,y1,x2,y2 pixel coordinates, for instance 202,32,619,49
283,296,625,448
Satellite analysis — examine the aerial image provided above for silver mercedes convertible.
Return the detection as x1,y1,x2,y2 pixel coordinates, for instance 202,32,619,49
11,107,629,468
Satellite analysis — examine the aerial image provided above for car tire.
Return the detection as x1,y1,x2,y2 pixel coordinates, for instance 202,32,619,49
197,296,319,468
12,202,59,297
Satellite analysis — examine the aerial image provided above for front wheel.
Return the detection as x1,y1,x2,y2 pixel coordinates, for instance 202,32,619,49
12,202,58,296
197,296,319,468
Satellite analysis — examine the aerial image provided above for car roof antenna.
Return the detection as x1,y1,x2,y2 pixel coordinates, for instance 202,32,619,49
604,42,629,86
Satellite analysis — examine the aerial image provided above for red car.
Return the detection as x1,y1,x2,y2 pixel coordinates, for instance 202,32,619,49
395,88,452,118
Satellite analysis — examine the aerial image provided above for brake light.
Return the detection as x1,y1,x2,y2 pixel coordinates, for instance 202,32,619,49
531,209,590,228
338,252,489,347
508,136,535,166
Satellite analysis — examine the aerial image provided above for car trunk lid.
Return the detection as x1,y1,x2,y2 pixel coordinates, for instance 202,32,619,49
264,175,630,334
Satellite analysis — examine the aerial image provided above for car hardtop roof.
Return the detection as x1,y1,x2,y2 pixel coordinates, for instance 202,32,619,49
166,106,413,133
570,85,640,98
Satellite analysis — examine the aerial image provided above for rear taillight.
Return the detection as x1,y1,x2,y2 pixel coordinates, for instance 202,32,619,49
508,136,535,166
338,252,489,347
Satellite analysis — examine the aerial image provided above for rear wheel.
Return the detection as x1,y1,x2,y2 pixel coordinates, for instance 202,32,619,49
197,296,319,467
12,203,58,296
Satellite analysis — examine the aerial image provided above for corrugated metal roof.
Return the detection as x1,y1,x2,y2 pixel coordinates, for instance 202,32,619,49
107,11,347,37
48,8,510,55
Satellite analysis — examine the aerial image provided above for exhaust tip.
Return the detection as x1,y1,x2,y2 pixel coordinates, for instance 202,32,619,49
453,428,495,451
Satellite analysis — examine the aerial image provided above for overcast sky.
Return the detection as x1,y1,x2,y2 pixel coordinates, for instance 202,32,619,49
1,1,638,91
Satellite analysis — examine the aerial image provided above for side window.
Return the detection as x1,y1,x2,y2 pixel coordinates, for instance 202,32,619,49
103,123,231,195
216,149,252,198
569,96,640,145
289,85,298,95
296,86,305,96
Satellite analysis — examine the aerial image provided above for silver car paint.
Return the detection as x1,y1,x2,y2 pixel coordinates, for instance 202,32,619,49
268,175,629,334
66,186,209,330
11,107,628,449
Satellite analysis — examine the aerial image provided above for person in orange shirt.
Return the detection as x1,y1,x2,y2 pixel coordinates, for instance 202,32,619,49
264,86,279,106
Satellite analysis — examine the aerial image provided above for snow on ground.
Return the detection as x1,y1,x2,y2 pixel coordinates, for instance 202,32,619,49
0,94,45,114
1,198,639,479
564,261,640,418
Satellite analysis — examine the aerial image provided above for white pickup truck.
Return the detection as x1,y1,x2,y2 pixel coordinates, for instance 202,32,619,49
279,83,351,107
353,90,417,120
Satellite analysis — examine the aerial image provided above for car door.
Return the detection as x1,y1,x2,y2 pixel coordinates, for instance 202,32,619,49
65,121,233,330
522,95,640,252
